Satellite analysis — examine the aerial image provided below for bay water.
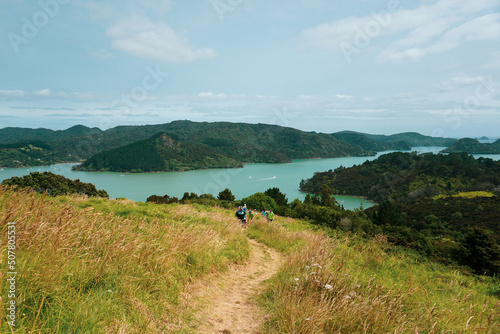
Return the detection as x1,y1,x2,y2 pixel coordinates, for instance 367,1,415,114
1,147,499,210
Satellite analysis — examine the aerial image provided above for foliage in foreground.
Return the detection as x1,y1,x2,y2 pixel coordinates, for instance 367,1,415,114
247,219,500,333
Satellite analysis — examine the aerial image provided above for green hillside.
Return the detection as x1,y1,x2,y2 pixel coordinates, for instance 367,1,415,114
0,141,57,167
75,132,243,172
300,151,500,202
331,131,412,151
441,138,500,154
363,131,456,147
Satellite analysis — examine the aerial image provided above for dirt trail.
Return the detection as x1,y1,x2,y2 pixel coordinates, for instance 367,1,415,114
192,238,282,334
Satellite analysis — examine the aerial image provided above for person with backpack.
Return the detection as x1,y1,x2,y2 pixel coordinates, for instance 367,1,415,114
235,206,247,227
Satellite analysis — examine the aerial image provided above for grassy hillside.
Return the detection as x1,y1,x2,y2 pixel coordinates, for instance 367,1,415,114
248,220,499,333
0,187,249,333
1,188,498,333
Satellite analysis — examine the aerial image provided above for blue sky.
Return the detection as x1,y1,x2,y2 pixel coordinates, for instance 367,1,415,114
1,0,499,138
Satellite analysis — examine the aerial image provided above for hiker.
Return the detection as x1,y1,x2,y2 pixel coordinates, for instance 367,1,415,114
267,210,274,222
261,210,267,219
235,206,247,227
248,210,254,222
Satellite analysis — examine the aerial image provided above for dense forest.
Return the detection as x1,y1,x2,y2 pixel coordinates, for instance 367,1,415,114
300,152,500,202
297,151,500,276
75,132,242,172
330,131,456,151
0,121,376,168
1,121,463,169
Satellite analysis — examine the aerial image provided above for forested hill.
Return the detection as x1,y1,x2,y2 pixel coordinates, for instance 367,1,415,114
74,132,242,172
0,121,374,168
331,131,412,151
300,152,500,202
441,138,500,154
331,131,456,150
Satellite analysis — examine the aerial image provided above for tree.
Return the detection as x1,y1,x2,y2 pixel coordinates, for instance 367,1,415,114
218,188,235,201
318,184,337,207
461,227,500,276
372,200,404,226
264,187,288,206
241,192,277,212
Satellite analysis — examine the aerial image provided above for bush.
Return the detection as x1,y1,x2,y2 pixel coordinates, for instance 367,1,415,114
218,188,235,201
2,172,108,198
241,192,277,212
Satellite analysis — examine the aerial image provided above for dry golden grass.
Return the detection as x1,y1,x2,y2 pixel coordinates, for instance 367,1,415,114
0,187,249,333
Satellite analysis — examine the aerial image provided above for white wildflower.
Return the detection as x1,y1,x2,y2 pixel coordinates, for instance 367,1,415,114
324,284,333,290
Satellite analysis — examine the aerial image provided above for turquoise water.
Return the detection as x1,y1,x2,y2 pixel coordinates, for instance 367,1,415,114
1,147,499,210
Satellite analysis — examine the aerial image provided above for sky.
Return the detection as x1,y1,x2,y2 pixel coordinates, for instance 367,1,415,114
1,0,499,138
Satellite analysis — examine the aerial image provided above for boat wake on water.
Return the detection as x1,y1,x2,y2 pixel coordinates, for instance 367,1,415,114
256,176,277,181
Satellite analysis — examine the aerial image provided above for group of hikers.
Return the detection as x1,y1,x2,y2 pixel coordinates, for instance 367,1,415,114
235,204,274,228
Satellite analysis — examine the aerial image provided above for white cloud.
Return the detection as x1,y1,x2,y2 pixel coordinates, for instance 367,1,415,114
378,13,500,62
34,89,51,97
300,0,500,63
335,94,353,99
0,89,26,97
256,95,278,100
198,92,227,99
436,74,485,91
107,15,216,64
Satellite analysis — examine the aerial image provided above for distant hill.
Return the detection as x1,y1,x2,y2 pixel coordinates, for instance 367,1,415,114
0,140,60,168
0,121,375,168
361,131,456,147
331,131,412,151
0,122,475,170
441,138,500,154
75,132,243,172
